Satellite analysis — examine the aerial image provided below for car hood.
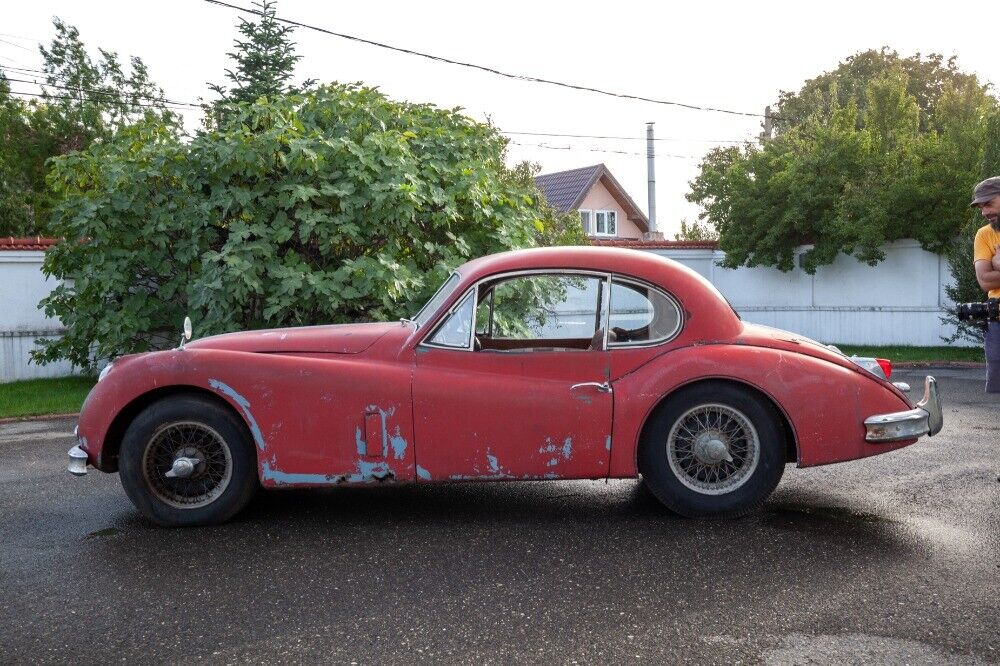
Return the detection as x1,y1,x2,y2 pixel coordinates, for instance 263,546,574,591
185,322,397,354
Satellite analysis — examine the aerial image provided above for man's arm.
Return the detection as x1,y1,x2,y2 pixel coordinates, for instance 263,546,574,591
975,260,1000,292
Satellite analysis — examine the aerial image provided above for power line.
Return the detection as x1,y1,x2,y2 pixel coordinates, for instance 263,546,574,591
508,140,701,160
1,65,49,76
501,130,747,144
0,38,33,52
203,0,777,121
8,89,195,111
4,76,202,108
0,33,43,43
0,54,37,67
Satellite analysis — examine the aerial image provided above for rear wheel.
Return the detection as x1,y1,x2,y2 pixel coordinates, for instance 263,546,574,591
119,395,258,527
639,383,785,518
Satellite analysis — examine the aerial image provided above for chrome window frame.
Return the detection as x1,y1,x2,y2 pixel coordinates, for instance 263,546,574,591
422,289,478,350
607,274,685,348
412,271,462,328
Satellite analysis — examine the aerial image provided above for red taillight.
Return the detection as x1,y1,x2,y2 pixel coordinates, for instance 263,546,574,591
876,358,892,380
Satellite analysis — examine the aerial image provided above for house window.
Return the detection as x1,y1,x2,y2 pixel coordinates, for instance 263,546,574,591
580,210,616,237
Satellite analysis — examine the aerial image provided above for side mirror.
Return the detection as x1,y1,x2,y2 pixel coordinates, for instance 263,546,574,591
179,316,193,350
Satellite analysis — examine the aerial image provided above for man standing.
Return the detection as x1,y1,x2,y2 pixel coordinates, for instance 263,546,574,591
970,176,1000,393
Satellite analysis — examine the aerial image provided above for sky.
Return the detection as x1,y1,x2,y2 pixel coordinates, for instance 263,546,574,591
3,0,998,238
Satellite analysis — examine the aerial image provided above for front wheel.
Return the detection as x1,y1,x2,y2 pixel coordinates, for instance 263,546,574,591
119,395,258,527
639,383,785,518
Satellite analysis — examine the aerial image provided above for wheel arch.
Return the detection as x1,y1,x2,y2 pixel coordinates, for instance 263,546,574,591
97,385,247,472
639,377,799,467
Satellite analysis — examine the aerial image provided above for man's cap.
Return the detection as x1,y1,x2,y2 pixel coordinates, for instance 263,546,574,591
971,176,1000,207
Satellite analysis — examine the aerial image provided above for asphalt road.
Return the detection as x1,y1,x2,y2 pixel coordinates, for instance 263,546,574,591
1,368,997,665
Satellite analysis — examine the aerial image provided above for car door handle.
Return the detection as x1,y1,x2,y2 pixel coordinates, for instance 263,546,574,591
570,381,612,393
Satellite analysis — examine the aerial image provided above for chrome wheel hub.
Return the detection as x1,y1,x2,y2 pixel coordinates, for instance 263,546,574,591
692,431,733,465
666,403,761,496
164,452,203,479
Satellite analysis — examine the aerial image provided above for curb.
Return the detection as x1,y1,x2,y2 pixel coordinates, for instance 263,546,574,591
0,412,79,425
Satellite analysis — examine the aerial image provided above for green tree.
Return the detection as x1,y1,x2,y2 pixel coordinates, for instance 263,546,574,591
34,85,580,368
0,19,175,236
207,0,313,119
674,218,718,241
0,74,36,235
942,110,1000,344
771,48,986,135
688,53,996,273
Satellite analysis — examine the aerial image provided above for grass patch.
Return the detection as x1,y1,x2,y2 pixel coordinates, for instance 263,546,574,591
834,345,984,364
0,375,97,419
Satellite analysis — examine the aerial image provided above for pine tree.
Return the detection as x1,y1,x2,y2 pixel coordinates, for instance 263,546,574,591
208,0,313,113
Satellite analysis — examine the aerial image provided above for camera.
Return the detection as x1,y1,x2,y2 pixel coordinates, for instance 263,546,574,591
956,298,1000,322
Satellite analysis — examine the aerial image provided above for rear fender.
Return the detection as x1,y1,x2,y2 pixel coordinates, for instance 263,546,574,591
609,344,914,477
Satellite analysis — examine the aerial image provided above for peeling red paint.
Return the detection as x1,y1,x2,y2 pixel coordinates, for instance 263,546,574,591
77,247,921,492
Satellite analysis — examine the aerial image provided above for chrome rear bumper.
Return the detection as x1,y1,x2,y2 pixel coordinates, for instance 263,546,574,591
864,376,943,443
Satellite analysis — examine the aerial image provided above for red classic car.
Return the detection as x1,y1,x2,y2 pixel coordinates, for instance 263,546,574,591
67,247,942,526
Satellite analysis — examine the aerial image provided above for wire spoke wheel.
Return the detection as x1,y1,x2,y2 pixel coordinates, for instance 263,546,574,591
141,421,233,509
666,403,760,496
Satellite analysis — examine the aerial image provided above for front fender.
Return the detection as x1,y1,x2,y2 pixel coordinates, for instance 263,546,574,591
76,347,417,485
77,349,254,471
608,344,915,477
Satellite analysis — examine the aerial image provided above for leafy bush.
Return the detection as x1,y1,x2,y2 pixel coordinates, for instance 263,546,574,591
34,84,582,368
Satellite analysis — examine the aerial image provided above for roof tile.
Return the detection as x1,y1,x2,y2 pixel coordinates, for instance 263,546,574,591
534,164,604,212
0,237,59,251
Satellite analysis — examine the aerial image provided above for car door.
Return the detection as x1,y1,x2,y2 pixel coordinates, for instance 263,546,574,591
411,271,614,481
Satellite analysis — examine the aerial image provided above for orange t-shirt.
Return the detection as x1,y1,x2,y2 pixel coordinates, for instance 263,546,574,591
974,224,1000,298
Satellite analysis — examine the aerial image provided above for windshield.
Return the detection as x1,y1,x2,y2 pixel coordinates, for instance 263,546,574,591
413,272,462,327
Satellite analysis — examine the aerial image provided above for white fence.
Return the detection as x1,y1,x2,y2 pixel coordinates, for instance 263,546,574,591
0,250,75,382
653,239,964,347
0,238,970,382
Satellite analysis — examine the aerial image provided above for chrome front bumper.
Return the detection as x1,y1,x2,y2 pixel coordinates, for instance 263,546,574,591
864,376,943,443
68,445,88,476
68,425,89,476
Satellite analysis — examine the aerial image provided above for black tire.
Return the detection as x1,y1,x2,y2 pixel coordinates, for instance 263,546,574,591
638,382,785,519
119,395,258,527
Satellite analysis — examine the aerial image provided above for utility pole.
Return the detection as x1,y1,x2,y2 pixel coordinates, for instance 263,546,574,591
759,105,773,142
646,122,660,239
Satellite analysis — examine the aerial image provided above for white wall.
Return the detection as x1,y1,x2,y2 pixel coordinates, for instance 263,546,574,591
654,239,968,347
0,238,973,382
0,250,75,382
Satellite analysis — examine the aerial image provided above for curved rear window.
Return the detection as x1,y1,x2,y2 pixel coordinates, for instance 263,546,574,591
608,278,682,345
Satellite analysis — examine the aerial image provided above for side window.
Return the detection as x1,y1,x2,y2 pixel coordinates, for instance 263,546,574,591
474,274,606,350
609,279,682,345
427,292,475,348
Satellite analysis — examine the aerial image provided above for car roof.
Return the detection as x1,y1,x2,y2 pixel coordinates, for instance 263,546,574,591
413,246,743,346
457,246,698,286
